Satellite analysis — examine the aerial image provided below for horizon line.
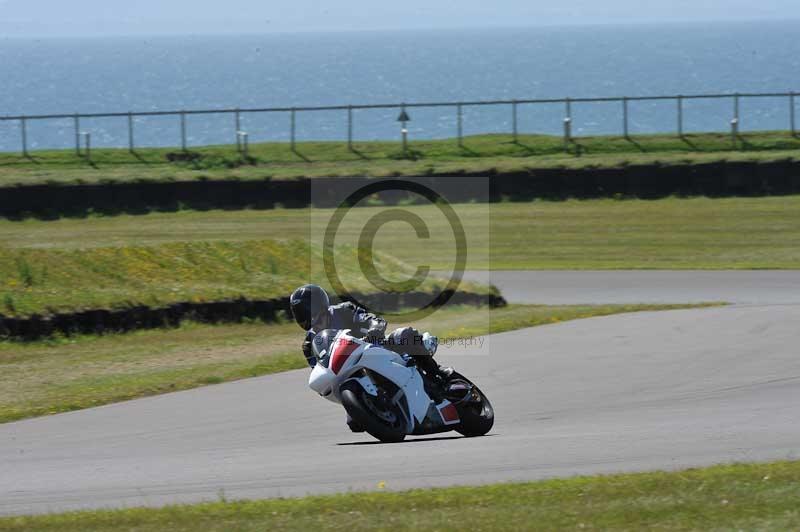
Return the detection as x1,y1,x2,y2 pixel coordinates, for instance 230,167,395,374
2,17,799,40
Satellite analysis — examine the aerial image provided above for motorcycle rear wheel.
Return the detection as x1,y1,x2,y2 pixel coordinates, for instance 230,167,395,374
449,372,494,437
340,381,406,443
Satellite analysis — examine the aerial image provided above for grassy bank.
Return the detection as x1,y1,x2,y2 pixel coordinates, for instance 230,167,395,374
0,303,707,424
3,197,799,270
1,131,799,186
2,460,797,530
0,239,496,318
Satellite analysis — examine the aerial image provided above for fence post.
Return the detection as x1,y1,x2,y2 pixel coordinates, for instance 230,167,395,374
20,116,28,156
512,100,518,142
400,104,409,157
790,92,796,136
290,108,296,151
81,132,91,161
732,93,741,148
457,103,463,147
677,95,684,137
622,96,630,139
564,98,572,153
237,132,249,158
623,97,629,138
180,111,187,151
127,112,135,153
347,105,353,151
235,108,241,151
74,114,80,155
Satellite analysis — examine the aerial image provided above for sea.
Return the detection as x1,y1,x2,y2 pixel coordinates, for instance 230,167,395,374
1,20,799,152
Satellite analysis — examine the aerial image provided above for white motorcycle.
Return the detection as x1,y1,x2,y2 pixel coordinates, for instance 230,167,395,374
308,329,494,443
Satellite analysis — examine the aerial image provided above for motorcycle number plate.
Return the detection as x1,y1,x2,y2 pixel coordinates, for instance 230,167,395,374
437,401,460,425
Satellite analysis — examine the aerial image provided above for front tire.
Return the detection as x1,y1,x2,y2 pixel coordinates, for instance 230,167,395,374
340,381,406,443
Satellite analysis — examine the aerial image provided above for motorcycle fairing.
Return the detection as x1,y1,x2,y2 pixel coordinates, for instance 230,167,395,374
353,344,432,429
308,330,439,433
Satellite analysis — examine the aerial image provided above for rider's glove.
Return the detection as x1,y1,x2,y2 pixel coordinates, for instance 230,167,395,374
402,354,416,367
363,326,386,346
422,332,438,356
302,331,317,368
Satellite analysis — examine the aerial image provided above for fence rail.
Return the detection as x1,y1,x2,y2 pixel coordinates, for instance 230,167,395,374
2,90,798,156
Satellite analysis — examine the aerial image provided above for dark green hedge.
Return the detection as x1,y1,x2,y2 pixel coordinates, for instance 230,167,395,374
0,291,507,341
2,160,800,219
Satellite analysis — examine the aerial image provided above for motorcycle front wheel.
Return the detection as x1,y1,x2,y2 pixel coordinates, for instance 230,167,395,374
340,381,406,443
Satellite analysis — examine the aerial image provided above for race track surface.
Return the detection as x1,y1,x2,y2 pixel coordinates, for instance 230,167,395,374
461,270,800,305
2,272,799,515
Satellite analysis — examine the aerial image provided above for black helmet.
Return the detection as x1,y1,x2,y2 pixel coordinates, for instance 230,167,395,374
290,284,330,330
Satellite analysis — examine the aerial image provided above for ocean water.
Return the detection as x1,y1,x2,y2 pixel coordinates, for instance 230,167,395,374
1,21,799,152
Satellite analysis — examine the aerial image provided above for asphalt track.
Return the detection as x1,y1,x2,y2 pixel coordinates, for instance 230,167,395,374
461,270,800,305
2,271,799,516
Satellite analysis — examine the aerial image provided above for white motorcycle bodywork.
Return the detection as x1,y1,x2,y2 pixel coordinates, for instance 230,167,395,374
308,330,460,434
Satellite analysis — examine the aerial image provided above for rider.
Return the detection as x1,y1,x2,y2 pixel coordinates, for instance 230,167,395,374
289,283,452,394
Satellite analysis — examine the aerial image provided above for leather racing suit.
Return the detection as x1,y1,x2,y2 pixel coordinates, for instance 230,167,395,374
301,301,439,377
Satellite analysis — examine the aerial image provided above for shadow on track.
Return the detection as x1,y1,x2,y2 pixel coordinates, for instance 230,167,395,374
336,434,497,446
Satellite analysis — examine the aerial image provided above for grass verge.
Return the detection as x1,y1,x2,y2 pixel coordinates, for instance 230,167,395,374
3,197,799,269
2,460,797,530
1,131,799,186
0,239,495,317
0,303,713,424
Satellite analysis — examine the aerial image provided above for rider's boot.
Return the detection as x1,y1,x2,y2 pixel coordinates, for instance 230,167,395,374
424,378,446,404
415,357,452,403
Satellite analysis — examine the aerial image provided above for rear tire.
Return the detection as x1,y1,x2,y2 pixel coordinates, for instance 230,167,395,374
450,373,494,437
340,381,406,443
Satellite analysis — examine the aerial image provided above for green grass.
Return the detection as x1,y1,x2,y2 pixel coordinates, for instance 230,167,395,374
3,197,799,270
1,131,798,186
0,303,708,424
0,239,494,317
2,460,798,531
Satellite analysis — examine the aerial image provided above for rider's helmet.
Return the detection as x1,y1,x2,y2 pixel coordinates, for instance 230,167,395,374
290,284,330,330
312,329,338,359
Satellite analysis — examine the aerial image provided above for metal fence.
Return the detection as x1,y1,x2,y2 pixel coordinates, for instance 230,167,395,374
1,91,798,157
